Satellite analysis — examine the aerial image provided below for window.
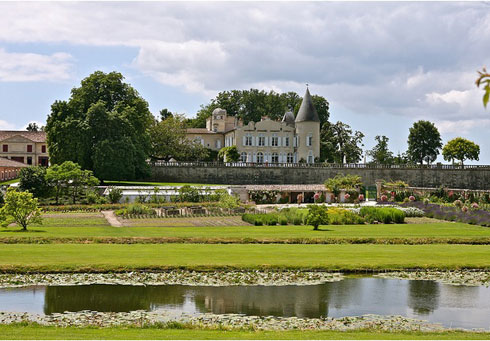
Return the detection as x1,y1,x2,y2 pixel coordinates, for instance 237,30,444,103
2,145,7,152
271,135,278,147
240,152,247,162
27,145,33,153
284,137,289,147
27,157,32,165
287,153,294,163
215,139,221,149
272,152,279,163
258,136,265,146
257,152,264,163
308,151,314,164
41,145,47,153
245,135,252,146
307,134,313,147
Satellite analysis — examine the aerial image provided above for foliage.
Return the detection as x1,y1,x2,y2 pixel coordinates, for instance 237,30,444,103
187,89,330,127
107,187,123,204
46,161,100,204
305,205,329,230
407,120,442,164
215,190,240,209
19,166,50,198
327,207,365,225
366,135,394,164
0,188,43,230
175,185,200,203
159,108,174,121
324,174,362,202
476,67,490,108
320,121,364,163
149,115,209,161
359,207,405,224
249,190,280,204
218,146,240,162
26,122,42,132
442,137,480,166
45,71,153,180
117,203,155,216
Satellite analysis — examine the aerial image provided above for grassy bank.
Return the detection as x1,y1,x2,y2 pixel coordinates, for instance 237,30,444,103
1,324,489,340
0,243,488,272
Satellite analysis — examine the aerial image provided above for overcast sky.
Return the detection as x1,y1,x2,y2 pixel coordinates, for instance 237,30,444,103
1,2,489,162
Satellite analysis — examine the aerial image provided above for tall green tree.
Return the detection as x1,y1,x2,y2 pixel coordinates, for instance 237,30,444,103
367,135,394,164
0,188,42,230
19,166,50,198
407,120,443,165
442,137,480,166
159,108,174,121
45,71,153,180
320,121,364,163
149,115,209,161
26,122,41,132
187,89,330,127
46,161,99,204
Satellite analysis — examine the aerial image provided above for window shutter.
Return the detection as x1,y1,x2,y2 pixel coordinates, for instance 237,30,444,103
277,136,281,147
242,136,246,146
264,136,268,146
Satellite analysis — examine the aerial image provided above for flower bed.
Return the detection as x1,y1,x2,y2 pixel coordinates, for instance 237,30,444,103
402,202,490,227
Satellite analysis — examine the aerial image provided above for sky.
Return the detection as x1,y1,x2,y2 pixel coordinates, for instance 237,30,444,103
0,1,489,163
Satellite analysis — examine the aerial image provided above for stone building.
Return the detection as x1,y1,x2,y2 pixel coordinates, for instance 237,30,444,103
186,88,320,163
0,131,49,166
0,157,28,181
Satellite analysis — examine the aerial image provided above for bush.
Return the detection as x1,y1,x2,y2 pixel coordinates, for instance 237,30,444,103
125,203,155,216
19,166,50,198
306,205,329,230
279,216,288,225
107,187,123,204
327,207,365,225
359,206,405,224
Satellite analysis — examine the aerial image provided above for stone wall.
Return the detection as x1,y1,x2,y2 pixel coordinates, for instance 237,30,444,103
149,164,490,189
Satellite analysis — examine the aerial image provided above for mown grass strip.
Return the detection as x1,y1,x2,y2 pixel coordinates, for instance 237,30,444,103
1,236,490,245
0,324,489,340
0,243,488,272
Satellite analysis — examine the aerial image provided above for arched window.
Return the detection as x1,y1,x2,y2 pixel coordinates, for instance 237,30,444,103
257,152,264,163
272,152,279,163
287,152,294,163
240,152,247,162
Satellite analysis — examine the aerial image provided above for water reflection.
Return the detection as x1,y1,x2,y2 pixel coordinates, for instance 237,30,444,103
1,277,489,329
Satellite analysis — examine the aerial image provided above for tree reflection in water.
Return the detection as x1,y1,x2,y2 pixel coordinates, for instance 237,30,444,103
407,280,440,315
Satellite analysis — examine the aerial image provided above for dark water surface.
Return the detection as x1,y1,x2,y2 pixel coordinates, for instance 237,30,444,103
0,277,489,329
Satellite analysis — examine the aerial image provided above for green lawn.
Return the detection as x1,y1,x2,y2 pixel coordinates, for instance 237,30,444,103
0,178,19,185
0,243,488,272
3,216,490,241
103,180,225,187
1,325,488,340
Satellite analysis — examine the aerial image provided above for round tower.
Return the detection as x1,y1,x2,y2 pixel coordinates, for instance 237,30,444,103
295,88,320,163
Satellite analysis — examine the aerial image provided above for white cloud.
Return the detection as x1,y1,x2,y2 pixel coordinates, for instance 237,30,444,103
0,120,15,130
0,49,73,82
436,119,490,134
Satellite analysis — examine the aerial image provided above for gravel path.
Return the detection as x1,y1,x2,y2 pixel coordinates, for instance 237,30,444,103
101,210,123,227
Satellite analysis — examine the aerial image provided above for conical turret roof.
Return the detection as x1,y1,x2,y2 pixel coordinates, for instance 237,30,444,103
295,88,320,123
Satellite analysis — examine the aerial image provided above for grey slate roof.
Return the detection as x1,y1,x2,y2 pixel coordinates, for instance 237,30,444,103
281,111,295,125
295,88,320,123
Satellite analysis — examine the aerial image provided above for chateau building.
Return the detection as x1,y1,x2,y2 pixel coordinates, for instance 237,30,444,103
186,88,320,163
0,131,49,167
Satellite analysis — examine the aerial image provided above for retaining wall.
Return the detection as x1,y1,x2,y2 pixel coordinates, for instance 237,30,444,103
148,164,490,189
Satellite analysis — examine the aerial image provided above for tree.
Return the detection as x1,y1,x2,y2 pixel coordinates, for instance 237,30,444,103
320,121,364,163
442,137,480,166
19,166,50,198
476,67,490,108
218,146,240,162
186,89,330,127
324,174,363,202
159,108,174,121
367,135,394,164
45,71,153,180
305,205,329,230
46,161,99,204
407,120,442,165
26,122,41,132
149,115,209,161
0,188,42,230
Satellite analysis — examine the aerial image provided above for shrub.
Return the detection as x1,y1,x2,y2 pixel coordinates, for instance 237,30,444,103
454,200,463,208
306,205,329,230
279,216,288,225
293,217,303,225
359,206,405,224
125,203,155,216
327,207,365,225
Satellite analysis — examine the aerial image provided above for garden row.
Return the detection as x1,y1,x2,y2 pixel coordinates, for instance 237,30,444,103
242,206,424,226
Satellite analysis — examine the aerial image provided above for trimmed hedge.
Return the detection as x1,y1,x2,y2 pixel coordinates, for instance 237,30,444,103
359,207,405,224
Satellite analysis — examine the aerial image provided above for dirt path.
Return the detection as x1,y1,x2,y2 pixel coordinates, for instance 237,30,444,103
101,210,123,227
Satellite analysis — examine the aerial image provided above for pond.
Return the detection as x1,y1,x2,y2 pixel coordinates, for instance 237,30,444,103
1,277,489,330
